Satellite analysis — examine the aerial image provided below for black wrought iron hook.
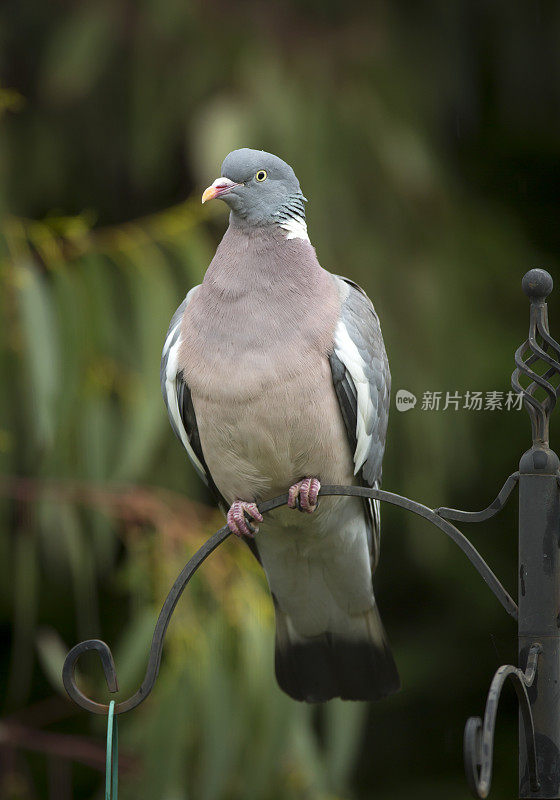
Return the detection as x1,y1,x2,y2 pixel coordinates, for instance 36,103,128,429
464,643,542,799
63,482,519,715
63,520,232,715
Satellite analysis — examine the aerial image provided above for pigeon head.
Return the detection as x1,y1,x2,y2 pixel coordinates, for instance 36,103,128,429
202,148,308,239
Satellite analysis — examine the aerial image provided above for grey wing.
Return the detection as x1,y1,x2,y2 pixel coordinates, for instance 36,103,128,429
328,275,391,569
160,288,228,514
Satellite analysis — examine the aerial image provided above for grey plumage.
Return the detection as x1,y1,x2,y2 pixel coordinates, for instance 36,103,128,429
161,148,399,702
217,148,307,228
330,277,391,569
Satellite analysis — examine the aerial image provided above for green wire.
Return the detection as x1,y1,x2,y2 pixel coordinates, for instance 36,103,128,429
105,700,118,800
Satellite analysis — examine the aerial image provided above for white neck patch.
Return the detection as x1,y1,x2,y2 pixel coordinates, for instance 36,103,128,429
277,215,310,242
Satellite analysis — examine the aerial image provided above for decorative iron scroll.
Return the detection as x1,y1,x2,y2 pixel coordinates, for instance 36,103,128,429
463,644,542,799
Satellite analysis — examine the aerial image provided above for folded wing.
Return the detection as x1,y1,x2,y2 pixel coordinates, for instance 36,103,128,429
329,276,391,568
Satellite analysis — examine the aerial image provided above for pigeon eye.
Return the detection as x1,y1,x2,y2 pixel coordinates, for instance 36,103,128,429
255,170,267,182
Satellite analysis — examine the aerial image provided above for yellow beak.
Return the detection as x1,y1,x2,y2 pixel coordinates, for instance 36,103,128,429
201,177,239,204
201,185,218,204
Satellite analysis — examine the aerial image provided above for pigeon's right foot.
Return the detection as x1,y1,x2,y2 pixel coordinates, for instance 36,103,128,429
288,478,321,513
227,500,263,538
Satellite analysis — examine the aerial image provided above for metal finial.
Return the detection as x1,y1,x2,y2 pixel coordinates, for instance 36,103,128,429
522,268,553,303
512,269,560,448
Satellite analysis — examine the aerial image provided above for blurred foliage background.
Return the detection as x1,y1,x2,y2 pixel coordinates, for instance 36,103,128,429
0,1,559,798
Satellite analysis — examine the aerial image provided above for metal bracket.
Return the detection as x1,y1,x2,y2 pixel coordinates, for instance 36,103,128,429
464,643,542,799
62,480,520,715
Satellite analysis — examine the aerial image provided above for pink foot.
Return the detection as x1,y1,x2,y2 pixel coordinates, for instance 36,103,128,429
227,500,263,538
288,478,321,513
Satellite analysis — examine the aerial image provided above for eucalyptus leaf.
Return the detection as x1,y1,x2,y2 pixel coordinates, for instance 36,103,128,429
36,626,69,694
16,260,60,451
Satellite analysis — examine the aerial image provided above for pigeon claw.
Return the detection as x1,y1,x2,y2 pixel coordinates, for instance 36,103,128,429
288,478,321,513
227,500,263,538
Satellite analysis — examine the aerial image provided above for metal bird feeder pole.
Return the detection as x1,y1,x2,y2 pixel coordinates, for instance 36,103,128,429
515,269,560,799
62,268,560,798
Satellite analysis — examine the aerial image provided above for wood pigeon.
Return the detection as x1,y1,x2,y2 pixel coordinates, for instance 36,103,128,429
161,148,399,702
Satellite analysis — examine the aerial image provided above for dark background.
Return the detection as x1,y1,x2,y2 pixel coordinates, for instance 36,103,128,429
1,1,559,798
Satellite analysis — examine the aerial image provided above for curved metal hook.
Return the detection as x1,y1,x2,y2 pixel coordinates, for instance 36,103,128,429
463,643,542,799
63,638,119,694
436,472,519,523
63,524,232,714
63,483,518,715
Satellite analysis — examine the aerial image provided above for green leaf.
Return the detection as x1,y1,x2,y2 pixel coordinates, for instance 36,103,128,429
112,608,157,695
16,261,60,450
129,669,192,800
56,503,100,638
6,528,39,707
323,699,367,793
196,624,241,800
36,626,69,694
112,246,176,481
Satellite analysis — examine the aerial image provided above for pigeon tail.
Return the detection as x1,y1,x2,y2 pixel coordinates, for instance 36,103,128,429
273,601,400,703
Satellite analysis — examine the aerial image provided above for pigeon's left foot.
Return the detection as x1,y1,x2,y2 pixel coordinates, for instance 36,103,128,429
288,478,321,513
227,501,263,538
